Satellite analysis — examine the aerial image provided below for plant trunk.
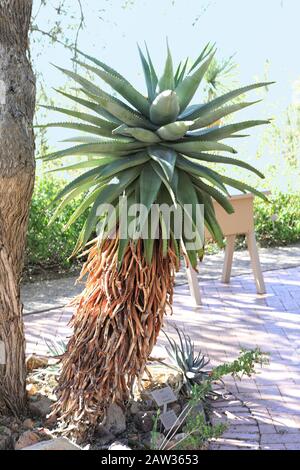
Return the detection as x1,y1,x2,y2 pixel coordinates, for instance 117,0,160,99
0,0,35,415
53,237,178,438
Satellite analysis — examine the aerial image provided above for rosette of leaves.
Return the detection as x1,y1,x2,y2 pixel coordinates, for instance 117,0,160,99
40,41,272,267
164,326,210,396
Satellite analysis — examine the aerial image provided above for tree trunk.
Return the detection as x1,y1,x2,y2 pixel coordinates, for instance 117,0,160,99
0,0,35,415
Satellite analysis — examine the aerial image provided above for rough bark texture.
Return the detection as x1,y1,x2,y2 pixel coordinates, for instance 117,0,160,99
0,0,35,415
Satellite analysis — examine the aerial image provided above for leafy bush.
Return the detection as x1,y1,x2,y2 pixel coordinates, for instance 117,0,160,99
25,176,85,273
254,192,300,247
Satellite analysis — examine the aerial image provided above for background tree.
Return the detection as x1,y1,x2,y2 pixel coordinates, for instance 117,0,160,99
0,0,36,415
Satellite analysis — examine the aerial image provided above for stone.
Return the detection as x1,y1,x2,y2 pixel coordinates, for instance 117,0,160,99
0,426,13,450
130,402,141,415
15,431,42,450
26,354,48,372
44,413,57,428
142,365,182,391
23,419,35,430
108,441,131,450
134,411,155,433
169,403,182,415
29,396,53,418
95,425,115,447
22,437,81,451
142,432,165,449
105,403,126,435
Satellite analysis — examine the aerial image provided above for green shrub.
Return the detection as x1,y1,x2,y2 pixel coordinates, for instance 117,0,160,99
25,176,85,272
254,192,300,247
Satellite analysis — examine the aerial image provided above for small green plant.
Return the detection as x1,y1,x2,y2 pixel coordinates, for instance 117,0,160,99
163,326,210,395
211,347,269,381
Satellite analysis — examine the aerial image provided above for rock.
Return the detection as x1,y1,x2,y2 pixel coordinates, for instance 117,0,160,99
95,425,115,447
15,431,42,450
130,402,141,415
22,437,81,451
23,419,35,430
142,432,165,449
134,411,154,433
0,426,13,450
142,365,182,391
105,403,126,436
26,354,48,372
169,403,181,415
108,441,131,450
29,396,53,418
44,413,57,428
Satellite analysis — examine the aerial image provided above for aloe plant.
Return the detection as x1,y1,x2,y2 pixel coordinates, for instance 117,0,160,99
164,326,210,396
41,42,272,436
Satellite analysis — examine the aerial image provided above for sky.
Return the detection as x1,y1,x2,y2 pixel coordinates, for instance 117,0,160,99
31,0,300,189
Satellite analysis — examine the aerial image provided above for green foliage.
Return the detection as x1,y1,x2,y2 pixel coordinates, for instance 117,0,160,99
211,348,269,381
176,414,225,451
25,177,86,272
254,193,300,247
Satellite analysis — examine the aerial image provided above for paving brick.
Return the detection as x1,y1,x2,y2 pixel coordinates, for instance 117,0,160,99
211,416,257,426
260,433,300,444
214,438,259,449
258,424,277,434
222,432,260,441
211,400,241,408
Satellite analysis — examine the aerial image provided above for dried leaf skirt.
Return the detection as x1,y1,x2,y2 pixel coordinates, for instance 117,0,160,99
53,236,178,435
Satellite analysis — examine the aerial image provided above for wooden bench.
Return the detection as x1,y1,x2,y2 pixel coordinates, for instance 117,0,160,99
186,193,266,306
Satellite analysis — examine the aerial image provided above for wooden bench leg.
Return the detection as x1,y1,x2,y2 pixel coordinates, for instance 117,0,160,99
222,234,236,284
186,266,202,306
246,230,266,294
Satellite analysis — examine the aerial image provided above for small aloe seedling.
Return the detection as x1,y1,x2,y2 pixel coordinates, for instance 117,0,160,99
164,325,210,395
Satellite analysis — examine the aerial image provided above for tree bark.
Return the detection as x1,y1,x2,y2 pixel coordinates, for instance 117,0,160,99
0,0,35,415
